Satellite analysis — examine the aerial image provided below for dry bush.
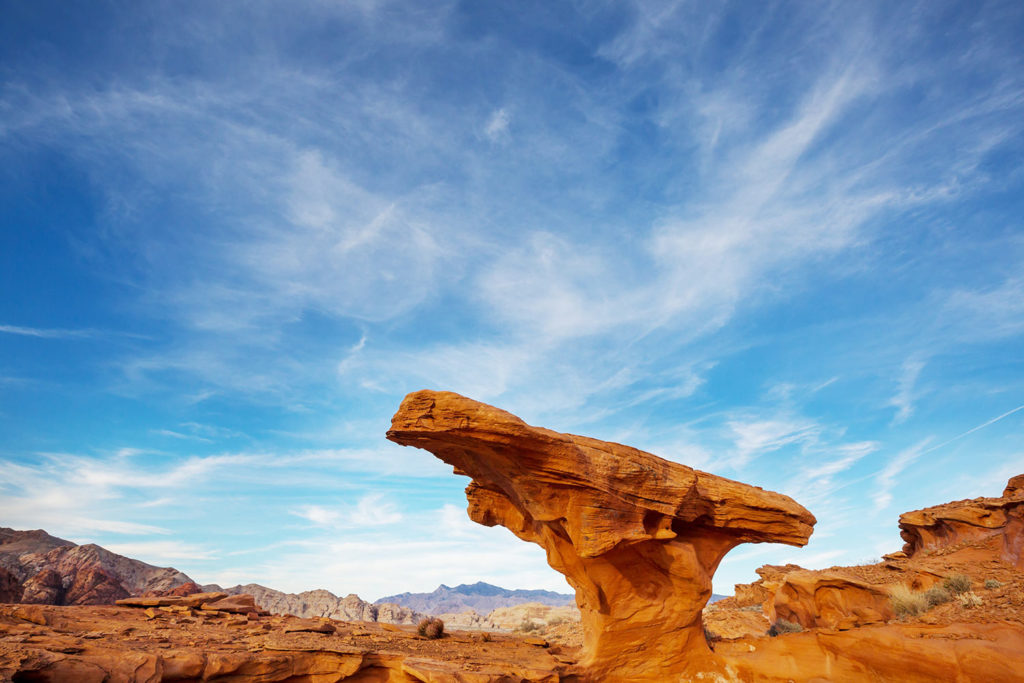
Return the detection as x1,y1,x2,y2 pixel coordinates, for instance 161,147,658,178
479,631,492,642
943,573,972,595
516,619,541,633
958,591,983,608
924,585,952,606
984,579,1003,590
417,617,445,639
890,584,929,617
767,618,803,637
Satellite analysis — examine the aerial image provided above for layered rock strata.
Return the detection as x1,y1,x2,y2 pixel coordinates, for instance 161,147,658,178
0,529,193,606
387,390,815,680
900,474,1024,566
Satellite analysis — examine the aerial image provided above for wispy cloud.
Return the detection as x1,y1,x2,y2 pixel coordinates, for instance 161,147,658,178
873,439,932,511
0,324,96,339
292,493,403,529
888,357,926,424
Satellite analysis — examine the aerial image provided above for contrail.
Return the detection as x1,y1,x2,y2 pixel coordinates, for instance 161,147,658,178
921,402,1024,456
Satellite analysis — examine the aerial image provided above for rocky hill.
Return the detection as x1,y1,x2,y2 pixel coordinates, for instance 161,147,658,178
375,581,574,614
0,527,583,630
0,528,193,605
205,583,424,624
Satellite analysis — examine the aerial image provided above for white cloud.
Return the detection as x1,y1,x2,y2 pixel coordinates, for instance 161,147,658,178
727,417,821,468
0,324,94,339
888,357,926,424
484,108,510,140
292,493,403,529
101,540,218,563
873,439,931,511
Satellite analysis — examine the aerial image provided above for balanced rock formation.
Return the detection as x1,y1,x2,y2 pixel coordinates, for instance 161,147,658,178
387,390,815,680
900,474,1024,567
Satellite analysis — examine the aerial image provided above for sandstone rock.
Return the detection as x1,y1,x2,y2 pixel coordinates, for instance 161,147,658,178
283,618,336,634
202,594,261,614
147,580,204,598
899,474,1024,567
388,390,815,680
769,571,894,629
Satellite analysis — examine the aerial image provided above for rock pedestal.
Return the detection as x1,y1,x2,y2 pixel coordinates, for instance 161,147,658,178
388,390,815,680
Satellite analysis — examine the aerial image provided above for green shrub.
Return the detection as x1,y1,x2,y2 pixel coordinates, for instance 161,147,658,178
417,617,445,639
958,591,983,609
984,579,1003,590
923,586,951,606
942,574,971,595
889,584,928,617
767,618,803,637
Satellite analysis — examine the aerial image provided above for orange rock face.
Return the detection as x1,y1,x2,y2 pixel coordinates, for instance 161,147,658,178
900,476,1024,567
769,571,894,629
387,390,815,680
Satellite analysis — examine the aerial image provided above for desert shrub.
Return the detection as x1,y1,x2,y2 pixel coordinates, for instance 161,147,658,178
739,604,763,612
547,616,566,627
923,586,952,607
958,591,983,609
889,584,929,617
417,617,445,639
942,573,971,595
516,619,541,633
767,619,803,637
984,579,1003,590
479,631,492,642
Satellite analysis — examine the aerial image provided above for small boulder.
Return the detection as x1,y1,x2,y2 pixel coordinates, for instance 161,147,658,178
201,594,263,615
284,618,336,634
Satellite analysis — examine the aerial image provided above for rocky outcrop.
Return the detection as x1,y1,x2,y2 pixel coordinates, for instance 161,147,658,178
0,567,21,603
218,584,424,624
0,529,194,607
20,569,63,605
899,475,1024,567
732,563,803,608
718,621,1024,682
387,390,815,680
769,571,894,629
378,581,574,614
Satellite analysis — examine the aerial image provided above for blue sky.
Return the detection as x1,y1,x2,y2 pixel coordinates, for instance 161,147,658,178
1,0,1023,600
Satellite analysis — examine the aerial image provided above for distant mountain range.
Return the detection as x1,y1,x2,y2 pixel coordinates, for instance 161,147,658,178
203,582,424,624
0,527,726,618
376,581,575,614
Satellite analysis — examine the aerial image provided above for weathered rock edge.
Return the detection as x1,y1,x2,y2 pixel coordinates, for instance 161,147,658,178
387,390,815,680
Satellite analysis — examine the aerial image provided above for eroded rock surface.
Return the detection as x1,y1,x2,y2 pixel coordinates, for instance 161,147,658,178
0,603,571,682
387,390,815,680
900,475,1024,566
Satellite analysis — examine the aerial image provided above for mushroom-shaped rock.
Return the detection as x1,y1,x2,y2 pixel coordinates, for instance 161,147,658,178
387,390,815,680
